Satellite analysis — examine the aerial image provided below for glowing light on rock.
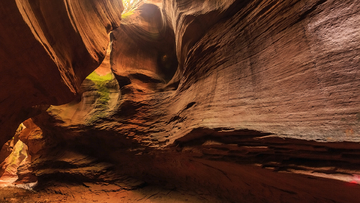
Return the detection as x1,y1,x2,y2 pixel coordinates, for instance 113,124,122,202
349,175,360,185
122,0,142,15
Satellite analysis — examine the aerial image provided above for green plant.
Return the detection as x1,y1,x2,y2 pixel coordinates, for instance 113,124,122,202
86,72,113,82
85,72,114,124
122,0,142,19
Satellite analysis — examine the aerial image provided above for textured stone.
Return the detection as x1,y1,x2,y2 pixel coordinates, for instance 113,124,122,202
0,119,43,184
0,0,123,149
1,0,360,202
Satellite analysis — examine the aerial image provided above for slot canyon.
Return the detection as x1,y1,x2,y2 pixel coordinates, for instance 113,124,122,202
0,0,360,202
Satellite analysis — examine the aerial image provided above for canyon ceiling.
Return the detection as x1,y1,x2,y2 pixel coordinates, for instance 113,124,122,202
0,0,360,202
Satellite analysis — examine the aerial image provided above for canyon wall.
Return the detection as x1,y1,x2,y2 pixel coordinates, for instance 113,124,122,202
0,0,123,150
1,0,360,202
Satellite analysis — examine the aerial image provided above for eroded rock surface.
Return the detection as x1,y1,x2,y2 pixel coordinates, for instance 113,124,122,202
0,119,42,186
0,0,123,150
1,0,360,202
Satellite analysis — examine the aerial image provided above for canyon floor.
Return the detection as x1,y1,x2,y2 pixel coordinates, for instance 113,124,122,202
0,182,223,203
1,162,360,203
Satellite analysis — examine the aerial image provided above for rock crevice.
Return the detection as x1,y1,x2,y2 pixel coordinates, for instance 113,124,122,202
1,0,360,202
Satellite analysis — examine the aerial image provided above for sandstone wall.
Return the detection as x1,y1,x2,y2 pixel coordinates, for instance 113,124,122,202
1,0,360,202
0,0,123,148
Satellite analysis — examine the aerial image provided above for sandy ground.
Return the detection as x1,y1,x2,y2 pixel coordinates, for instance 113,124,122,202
0,182,224,203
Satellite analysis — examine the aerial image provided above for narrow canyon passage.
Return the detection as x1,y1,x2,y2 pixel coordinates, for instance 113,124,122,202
1,0,360,202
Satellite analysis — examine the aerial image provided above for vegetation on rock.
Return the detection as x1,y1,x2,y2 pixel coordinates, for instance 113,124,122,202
85,72,114,124
121,0,142,19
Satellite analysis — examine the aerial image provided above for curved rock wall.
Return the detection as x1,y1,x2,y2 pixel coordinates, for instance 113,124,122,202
108,0,360,146
0,119,42,184
111,3,178,87
0,0,123,149
167,0,360,141
1,0,360,202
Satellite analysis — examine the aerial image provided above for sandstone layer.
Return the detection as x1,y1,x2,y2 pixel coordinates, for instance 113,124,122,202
0,0,123,151
1,0,360,202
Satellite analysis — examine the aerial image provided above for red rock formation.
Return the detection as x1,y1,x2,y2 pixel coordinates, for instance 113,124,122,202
1,0,360,202
0,0,123,151
108,0,360,145
165,0,360,141
0,119,42,184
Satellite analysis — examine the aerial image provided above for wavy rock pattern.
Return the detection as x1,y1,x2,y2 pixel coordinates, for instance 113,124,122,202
0,0,123,149
1,0,360,202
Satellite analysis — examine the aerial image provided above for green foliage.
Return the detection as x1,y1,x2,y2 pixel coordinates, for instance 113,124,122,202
85,71,113,109
86,72,113,82
85,71,114,124
121,0,142,19
121,10,135,20
95,83,110,108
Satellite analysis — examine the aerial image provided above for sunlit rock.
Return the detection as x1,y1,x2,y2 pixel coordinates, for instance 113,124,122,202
0,0,123,149
1,0,360,202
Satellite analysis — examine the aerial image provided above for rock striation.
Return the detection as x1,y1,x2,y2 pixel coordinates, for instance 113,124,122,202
1,0,360,202
0,0,123,151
